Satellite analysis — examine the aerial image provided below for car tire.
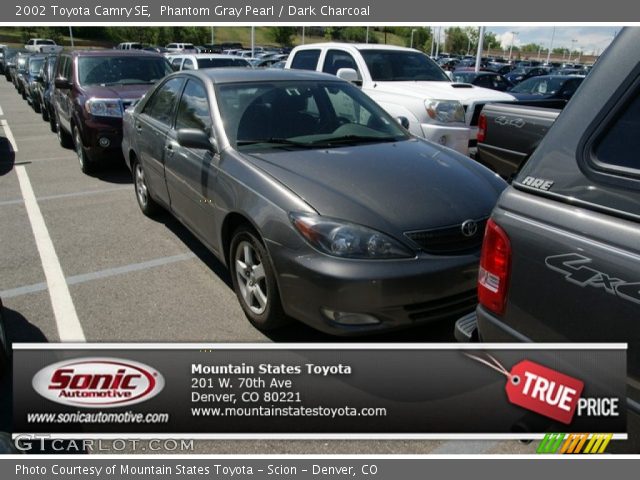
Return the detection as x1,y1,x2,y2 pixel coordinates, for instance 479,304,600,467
48,109,57,132
21,89,26,100
55,113,73,149
32,99,41,114
229,227,289,331
41,104,49,122
132,160,159,217
73,125,95,174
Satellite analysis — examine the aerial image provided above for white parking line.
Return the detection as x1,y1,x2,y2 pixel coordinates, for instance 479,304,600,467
15,165,85,342
0,119,18,152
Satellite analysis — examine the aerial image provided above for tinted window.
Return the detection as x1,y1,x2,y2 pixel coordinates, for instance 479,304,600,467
196,58,250,68
171,58,182,70
322,50,359,76
143,77,184,126
360,50,449,81
593,92,640,172
175,80,211,131
290,50,320,71
183,59,194,70
78,56,172,86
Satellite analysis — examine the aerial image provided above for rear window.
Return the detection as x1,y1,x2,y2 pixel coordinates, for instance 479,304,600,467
592,91,640,174
37,40,55,45
290,50,320,71
196,58,250,69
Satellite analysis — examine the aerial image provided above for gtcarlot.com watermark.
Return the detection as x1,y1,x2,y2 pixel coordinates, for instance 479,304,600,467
13,434,194,452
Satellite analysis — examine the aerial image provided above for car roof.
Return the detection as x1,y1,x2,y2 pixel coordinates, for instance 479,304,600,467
172,54,243,60
175,67,341,84
293,42,420,53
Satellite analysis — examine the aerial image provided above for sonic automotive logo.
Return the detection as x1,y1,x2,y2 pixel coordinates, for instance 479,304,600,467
32,358,164,408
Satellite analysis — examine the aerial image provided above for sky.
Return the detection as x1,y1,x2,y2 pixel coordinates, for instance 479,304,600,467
487,27,619,55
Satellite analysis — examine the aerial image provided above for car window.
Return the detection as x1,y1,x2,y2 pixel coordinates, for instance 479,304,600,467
171,58,182,70
289,50,320,71
78,56,172,86
183,59,195,70
322,50,360,76
592,91,640,173
142,77,185,126
175,80,211,131
360,50,450,82
196,58,250,68
475,75,491,88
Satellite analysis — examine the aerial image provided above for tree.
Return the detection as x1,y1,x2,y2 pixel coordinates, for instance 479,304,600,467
444,27,468,54
269,27,296,47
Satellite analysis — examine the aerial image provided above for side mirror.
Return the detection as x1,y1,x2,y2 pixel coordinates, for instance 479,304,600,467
176,128,214,151
396,116,410,130
54,77,71,89
336,68,359,84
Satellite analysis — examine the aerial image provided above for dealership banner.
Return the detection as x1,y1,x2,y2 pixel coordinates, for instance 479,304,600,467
13,343,626,438
2,0,640,22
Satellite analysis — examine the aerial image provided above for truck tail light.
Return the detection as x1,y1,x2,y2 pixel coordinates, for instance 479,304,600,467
478,219,511,315
477,113,487,143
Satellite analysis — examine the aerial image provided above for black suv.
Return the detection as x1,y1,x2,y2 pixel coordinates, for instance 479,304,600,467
52,50,172,173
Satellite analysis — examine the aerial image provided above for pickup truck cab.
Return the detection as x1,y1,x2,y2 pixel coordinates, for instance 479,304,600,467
24,38,63,54
458,27,640,449
285,43,515,155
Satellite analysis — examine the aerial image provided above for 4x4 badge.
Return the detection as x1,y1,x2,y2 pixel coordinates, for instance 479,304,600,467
545,253,640,305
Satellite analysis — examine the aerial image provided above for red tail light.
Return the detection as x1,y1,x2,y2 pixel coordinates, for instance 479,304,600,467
478,219,511,315
477,113,487,143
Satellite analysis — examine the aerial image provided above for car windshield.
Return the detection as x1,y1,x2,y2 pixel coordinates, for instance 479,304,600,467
196,58,250,69
452,73,476,83
511,77,567,94
78,56,173,86
360,50,450,82
511,68,527,75
217,80,410,152
28,58,44,75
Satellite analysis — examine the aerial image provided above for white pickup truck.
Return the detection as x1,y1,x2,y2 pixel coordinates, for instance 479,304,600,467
285,43,515,155
24,38,63,54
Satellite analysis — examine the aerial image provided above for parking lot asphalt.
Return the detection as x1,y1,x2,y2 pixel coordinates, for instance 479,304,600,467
0,77,534,454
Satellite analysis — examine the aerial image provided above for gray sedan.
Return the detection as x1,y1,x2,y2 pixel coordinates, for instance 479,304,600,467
121,68,506,335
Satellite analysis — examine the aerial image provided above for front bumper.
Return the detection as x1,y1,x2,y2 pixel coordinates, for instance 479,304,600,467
268,240,479,336
80,117,125,162
420,122,470,156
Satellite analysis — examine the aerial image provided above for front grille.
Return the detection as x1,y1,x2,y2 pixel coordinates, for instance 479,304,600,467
405,217,488,255
404,289,477,322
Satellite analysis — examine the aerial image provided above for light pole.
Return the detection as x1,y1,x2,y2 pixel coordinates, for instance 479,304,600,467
570,39,577,61
475,26,485,73
435,27,441,58
68,27,74,48
302,26,305,45
366,26,369,44
546,26,556,65
430,27,435,56
410,29,417,49
250,26,255,58
537,43,543,61
508,31,518,62
210,26,214,45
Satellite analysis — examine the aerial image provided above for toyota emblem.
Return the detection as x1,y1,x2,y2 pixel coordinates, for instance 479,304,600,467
461,220,478,237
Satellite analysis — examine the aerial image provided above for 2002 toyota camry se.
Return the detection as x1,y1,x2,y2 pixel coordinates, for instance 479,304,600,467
121,68,506,335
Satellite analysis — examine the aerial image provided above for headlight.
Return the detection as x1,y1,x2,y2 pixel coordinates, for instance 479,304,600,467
290,213,414,259
425,99,465,123
85,98,123,118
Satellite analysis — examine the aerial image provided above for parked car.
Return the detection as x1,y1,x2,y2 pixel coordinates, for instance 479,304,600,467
52,50,173,173
14,53,31,97
168,54,251,71
505,66,549,85
24,38,63,54
452,71,513,92
122,68,506,335
165,43,196,53
23,54,47,112
2,48,22,81
33,54,58,126
116,42,143,50
508,75,584,101
456,27,640,446
286,43,515,156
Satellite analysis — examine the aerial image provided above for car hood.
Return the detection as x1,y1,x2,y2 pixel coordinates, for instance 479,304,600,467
81,84,153,100
244,139,506,235
370,81,515,104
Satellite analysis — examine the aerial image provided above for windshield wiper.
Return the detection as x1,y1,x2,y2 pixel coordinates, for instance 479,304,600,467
236,138,310,148
307,135,401,146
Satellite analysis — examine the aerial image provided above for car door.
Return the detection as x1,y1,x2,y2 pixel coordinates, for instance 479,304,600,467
164,78,218,247
53,55,72,132
135,77,185,207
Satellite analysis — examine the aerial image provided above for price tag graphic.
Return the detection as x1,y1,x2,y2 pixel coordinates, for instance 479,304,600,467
465,353,584,425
